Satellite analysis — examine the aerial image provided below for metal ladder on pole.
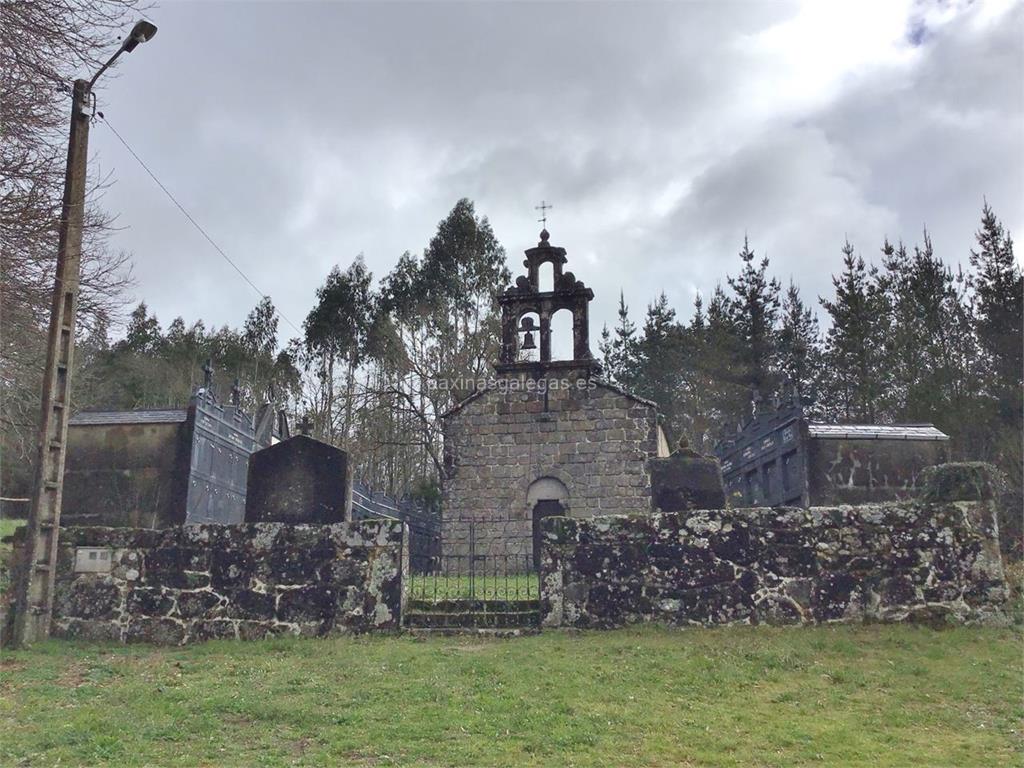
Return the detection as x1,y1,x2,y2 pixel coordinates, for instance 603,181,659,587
12,299,77,644
10,79,90,647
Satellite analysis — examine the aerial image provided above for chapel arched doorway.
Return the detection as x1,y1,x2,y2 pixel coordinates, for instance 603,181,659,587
527,477,569,568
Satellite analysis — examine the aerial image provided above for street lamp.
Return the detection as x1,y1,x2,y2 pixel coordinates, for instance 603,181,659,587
89,20,158,89
10,21,158,648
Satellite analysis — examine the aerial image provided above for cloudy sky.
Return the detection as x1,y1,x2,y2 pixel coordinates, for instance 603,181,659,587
87,0,1022,344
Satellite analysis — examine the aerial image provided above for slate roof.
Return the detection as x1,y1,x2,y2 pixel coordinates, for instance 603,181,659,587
806,423,949,441
69,409,188,426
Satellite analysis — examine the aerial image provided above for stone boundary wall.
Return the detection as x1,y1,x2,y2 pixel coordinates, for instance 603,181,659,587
50,520,406,644
539,500,1008,629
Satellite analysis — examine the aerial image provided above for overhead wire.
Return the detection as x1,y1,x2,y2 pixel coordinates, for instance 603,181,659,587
98,113,303,336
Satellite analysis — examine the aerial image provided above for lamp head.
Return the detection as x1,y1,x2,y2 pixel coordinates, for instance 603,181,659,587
123,20,157,52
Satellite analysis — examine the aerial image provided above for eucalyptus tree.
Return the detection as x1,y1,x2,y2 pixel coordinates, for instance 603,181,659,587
372,199,510,480
303,257,374,442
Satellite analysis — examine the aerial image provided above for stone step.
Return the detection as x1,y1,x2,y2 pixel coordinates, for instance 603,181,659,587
407,598,540,613
405,626,540,638
404,610,540,630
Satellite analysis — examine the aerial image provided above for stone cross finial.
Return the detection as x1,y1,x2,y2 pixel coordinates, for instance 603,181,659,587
202,358,214,388
231,378,242,406
751,388,763,420
298,414,313,437
535,199,552,229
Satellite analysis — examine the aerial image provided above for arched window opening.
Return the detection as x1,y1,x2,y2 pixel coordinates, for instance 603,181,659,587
550,309,574,361
537,261,555,293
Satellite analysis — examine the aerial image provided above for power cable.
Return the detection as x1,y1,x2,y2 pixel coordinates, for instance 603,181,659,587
98,113,303,336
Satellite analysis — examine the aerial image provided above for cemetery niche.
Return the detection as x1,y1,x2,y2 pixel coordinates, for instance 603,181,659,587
61,366,286,528
649,437,726,512
715,385,950,508
244,422,352,525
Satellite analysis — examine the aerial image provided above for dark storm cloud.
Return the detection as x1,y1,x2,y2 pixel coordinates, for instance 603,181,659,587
86,0,1021,339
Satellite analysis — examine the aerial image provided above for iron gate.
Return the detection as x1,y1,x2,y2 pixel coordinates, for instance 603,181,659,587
405,515,540,630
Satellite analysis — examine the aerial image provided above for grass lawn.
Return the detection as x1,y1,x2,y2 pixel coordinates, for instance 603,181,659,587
1,625,1020,767
0,516,25,597
0,515,22,542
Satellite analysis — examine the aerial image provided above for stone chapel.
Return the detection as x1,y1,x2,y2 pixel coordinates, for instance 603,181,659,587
441,228,670,559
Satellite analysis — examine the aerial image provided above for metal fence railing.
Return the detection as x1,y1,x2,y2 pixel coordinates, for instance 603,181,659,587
350,481,441,565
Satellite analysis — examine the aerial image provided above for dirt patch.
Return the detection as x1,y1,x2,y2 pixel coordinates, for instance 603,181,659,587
340,751,383,765
222,713,256,727
446,643,495,653
0,657,27,672
56,662,89,688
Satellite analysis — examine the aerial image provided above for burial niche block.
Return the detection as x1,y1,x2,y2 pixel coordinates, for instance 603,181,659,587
244,435,351,524
650,441,726,512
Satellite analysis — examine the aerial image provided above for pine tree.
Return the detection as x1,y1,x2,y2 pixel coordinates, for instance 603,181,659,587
878,238,915,417
599,324,614,373
970,202,1022,414
969,202,1023,510
819,241,887,422
599,291,640,389
691,293,706,331
675,293,720,450
907,233,974,425
778,280,822,409
696,285,748,439
635,292,686,436
876,229,983,455
726,237,781,393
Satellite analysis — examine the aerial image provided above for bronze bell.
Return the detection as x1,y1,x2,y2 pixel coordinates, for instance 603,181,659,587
519,315,537,350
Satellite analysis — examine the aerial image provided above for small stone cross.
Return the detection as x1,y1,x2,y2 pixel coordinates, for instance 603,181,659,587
202,358,214,388
535,200,552,228
298,414,313,437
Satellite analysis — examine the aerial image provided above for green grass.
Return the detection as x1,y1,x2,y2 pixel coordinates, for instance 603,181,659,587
2,625,1020,767
1007,560,1024,625
0,516,24,597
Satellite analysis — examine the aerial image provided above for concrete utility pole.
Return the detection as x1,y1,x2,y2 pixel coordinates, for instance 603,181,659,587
10,21,157,647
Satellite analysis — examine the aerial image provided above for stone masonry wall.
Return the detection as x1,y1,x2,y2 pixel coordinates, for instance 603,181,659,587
50,520,406,644
442,376,658,557
539,499,1008,629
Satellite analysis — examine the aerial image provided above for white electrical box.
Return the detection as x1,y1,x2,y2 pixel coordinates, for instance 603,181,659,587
74,547,114,574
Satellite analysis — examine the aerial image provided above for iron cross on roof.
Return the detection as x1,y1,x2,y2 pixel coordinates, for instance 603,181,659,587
535,200,552,228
